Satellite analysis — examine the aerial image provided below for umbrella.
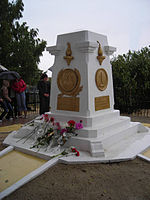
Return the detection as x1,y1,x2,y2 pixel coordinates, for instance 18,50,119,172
0,71,21,80
0,64,8,72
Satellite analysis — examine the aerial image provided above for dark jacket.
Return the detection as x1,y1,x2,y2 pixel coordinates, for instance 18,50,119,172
37,80,50,115
37,80,50,98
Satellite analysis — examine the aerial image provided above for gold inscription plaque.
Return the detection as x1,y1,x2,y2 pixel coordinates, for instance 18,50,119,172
95,68,108,91
57,96,79,112
95,96,110,111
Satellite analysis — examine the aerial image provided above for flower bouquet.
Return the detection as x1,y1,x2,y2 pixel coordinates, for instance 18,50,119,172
31,114,83,151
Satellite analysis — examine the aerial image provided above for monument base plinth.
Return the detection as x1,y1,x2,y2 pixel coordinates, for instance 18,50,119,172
47,110,149,157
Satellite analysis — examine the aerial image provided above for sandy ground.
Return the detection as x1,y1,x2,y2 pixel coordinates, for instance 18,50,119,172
1,115,150,200
3,159,150,200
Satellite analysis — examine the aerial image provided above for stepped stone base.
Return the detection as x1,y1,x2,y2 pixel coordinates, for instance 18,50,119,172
3,111,150,161
48,110,150,157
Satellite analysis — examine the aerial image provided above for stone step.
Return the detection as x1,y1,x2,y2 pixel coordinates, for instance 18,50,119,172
90,110,120,127
105,129,150,159
102,122,149,150
77,116,130,138
49,110,120,128
65,136,104,157
68,122,149,158
102,122,139,149
89,141,105,157
97,116,130,136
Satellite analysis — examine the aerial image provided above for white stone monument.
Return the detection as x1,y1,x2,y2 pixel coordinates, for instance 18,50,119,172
3,30,150,162
46,31,114,156
47,30,149,157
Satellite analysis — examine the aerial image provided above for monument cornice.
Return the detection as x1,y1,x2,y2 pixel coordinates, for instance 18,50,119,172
104,46,116,56
46,45,64,56
75,41,97,53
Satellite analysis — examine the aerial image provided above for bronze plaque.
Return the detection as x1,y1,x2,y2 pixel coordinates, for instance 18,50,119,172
95,96,110,111
95,68,108,91
57,96,79,112
57,68,83,96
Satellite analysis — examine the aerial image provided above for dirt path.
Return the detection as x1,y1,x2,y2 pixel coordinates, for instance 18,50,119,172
4,158,150,200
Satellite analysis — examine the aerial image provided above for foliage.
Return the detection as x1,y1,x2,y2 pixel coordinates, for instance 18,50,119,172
0,0,46,85
111,46,150,113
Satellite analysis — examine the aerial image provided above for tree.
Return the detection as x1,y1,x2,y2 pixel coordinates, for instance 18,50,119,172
0,0,46,85
111,46,150,113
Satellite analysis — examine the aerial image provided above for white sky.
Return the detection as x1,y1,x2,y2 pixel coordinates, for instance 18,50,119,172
21,0,150,76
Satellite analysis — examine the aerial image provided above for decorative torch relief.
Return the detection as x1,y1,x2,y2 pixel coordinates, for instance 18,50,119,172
64,42,74,66
97,41,105,65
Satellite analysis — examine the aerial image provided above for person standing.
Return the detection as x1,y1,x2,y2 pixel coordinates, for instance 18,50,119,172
0,80,13,121
12,78,27,118
37,73,50,115
10,82,18,118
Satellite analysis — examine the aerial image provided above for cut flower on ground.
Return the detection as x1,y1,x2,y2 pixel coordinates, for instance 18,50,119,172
30,114,83,152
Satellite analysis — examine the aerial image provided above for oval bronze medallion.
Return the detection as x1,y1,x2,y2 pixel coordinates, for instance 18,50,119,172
59,69,77,92
57,68,82,96
95,68,108,91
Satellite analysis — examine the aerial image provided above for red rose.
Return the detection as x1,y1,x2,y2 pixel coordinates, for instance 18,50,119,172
50,117,54,122
72,147,77,152
68,120,76,127
76,151,80,156
55,122,61,130
71,147,80,156
44,114,49,122
44,114,49,118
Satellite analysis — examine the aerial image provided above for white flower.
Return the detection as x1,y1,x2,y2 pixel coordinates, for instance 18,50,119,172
63,132,66,137
59,122,68,129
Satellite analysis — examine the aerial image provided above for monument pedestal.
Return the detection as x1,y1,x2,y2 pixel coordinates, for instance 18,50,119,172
47,30,149,157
